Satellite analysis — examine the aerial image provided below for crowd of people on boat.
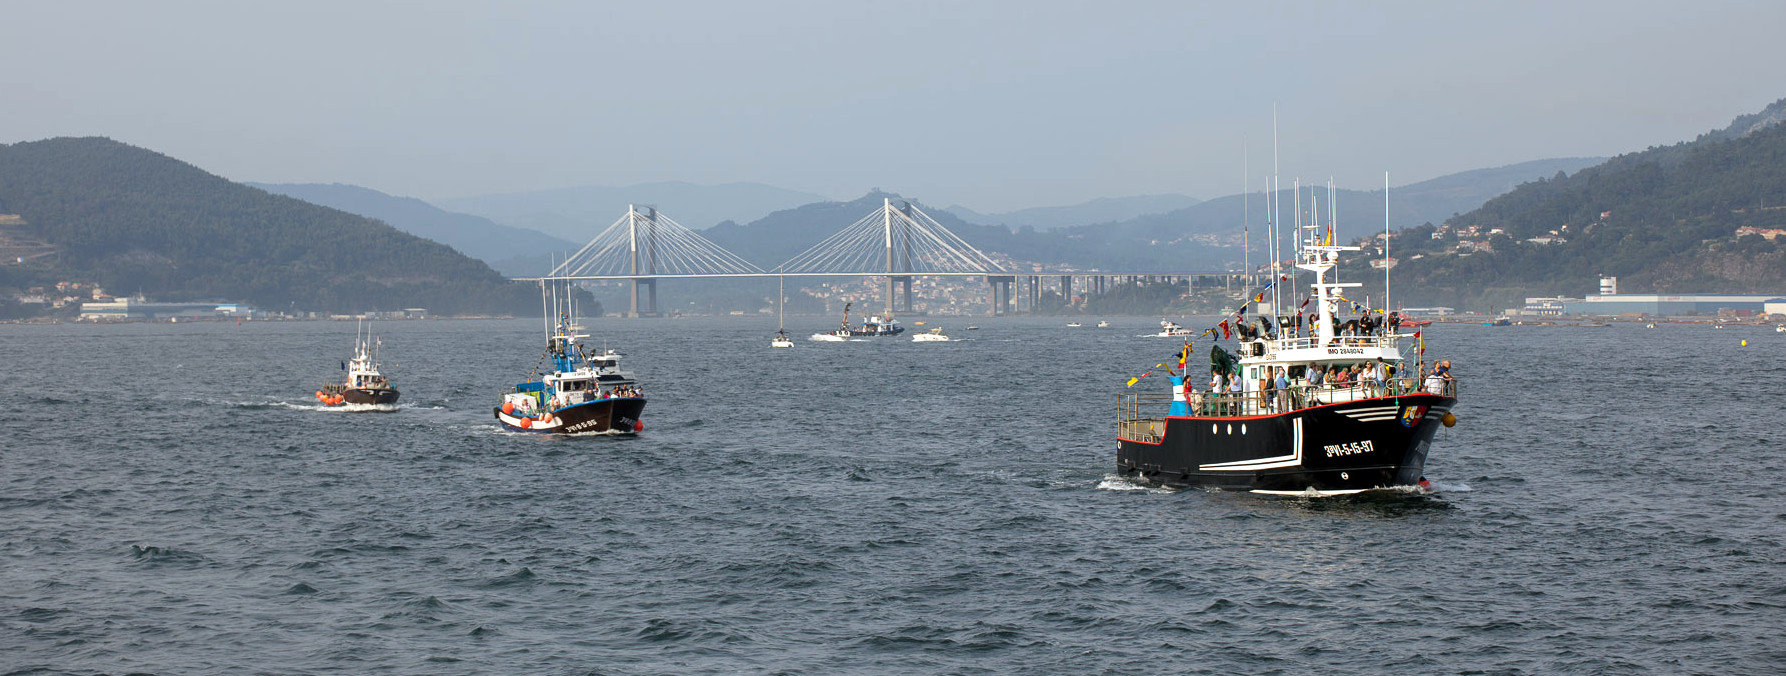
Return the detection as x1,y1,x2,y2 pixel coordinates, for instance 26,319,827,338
1229,310,1404,343
1171,357,1453,416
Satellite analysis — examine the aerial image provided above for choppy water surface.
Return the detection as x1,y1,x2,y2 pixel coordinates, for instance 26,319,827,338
2,317,1782,674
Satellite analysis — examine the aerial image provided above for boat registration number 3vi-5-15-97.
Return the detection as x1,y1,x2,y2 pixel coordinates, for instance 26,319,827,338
1325,440,1375,457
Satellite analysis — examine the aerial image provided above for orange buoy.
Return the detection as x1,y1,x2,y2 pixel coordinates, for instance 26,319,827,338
315,391,325,401
518,417,532,429
502,401,514,415
633,420,644,433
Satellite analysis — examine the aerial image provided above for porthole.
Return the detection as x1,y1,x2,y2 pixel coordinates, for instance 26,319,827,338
1241,424,1247,434
1211,424,1218,434
1226,424,1232,435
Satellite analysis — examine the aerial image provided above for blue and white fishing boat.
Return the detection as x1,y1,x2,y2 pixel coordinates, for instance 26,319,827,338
494,280,646,434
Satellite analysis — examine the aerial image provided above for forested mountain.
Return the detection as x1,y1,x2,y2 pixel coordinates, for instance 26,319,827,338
250,182,577,276
438,180,832,242
0,137,543,315
944,194,1203,231
1339,98,1786,310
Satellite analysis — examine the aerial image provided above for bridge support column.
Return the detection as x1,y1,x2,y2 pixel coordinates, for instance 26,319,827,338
630,278,658,317
1059,275,1073,306
892,275,914,313
987,276,1015,316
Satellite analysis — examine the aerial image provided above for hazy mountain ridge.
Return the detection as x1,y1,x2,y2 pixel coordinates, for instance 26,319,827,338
944,194,1203,230
0,137,540,315
438,181,834,243
249,182,579,276
697,157,1614,275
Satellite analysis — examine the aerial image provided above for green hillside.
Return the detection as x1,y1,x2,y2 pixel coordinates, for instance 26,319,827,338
0,137,543,315
1339,98,1786,310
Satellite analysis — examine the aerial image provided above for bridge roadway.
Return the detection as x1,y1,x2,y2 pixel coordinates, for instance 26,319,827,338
519,270,1268,317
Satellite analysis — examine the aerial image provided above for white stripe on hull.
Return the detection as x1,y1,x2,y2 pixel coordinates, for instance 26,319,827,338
1200,417,1303,471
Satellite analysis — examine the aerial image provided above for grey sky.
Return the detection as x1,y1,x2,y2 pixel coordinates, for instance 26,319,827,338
4,1,1782,213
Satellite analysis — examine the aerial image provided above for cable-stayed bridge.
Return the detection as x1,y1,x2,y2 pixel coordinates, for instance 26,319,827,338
527,200,1252,316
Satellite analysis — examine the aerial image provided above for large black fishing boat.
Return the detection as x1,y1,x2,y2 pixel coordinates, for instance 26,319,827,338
1116,199,1457,495
493,279,646,435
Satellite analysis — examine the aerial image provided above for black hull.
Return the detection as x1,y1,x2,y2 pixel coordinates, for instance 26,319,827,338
340,388,400,406
1116,394,1455,493
494,397,646,435
849,328,905,336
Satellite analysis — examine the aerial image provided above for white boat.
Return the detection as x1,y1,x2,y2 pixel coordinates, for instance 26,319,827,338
1154,319,1195,337
912,327,951,342
1097,320,1110,328
811,301,855,341
770,274,795,348
1777,325,1784,333
1066,322,1082,328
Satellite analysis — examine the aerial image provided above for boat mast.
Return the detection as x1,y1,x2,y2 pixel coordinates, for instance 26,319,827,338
1243,140,1250,294
1384,171,1392,317
1271,108,1281,316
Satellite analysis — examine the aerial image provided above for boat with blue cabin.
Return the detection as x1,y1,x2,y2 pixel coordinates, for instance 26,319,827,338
493,280,646,434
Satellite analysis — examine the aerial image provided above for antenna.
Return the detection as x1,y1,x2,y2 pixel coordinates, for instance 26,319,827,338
1243,137,1250,293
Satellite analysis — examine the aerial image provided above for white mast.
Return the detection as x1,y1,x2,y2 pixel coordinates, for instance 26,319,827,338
1243,140,1250,293
1384,171,1392,318
1271,107,1281,316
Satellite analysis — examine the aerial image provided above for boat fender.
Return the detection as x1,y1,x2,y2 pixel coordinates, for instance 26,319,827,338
518,417,532,429
315,391,325,401
539,412,553,424
502,401,514,415
1441,412,1457,428
634,420,644,433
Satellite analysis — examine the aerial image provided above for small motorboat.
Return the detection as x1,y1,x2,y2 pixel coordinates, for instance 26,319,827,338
1097,320,1110,328
1154,319,1194,337
1066,322,1082,328
315,320,399,408
771,274,795,348
912,327,950,342
812,302,855,341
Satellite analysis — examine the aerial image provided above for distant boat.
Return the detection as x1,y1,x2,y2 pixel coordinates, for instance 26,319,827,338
771,274,794,348
1097,320,1110,328
811,301,855,341
966,325,979,330
1154,319,1194,337
1400,318,1433,328
1483,317,1511,326
912,327,951,342
1066,322,1082,328
315,319,399,408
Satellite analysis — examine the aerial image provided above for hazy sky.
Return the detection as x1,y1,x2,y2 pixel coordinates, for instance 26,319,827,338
4,1,1783,212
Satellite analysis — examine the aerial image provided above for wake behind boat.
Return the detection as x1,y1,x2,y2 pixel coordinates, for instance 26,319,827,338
493,279,646,435
315,320,399,409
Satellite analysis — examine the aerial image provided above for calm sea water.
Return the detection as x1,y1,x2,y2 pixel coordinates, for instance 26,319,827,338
2,316,1782,675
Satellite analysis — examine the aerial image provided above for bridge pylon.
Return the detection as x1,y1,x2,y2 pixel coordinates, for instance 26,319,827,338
778,197,1006,314
550,205,765,316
